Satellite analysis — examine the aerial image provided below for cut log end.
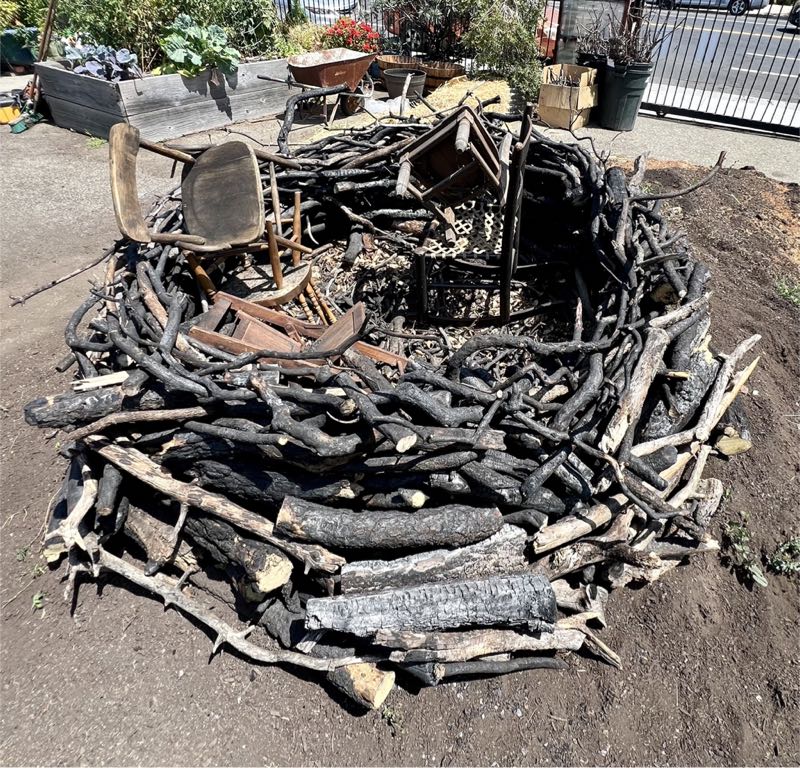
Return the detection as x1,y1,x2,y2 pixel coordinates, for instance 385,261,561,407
327,663,395,710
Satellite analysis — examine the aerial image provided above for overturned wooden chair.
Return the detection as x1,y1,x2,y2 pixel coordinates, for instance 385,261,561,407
413,104,535,325
108,123,312,306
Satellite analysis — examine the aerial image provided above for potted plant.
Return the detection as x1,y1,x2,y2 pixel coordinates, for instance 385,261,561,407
579,1,670,131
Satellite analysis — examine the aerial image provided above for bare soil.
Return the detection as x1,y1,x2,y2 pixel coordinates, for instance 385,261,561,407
1,126,798,766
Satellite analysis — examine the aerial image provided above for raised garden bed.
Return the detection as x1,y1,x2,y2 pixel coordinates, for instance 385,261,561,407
35,58,290,141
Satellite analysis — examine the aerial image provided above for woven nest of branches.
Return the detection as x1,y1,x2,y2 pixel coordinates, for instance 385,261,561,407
24,111,757,710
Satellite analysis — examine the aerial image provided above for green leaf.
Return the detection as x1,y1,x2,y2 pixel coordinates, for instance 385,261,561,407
750,566,768,588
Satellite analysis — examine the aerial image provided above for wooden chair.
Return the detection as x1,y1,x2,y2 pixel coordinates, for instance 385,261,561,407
109,123,264,250
413,104,535,325
109,123,312,306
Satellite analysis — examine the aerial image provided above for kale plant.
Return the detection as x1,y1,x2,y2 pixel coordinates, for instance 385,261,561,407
154,14,240,78
64,41,142,81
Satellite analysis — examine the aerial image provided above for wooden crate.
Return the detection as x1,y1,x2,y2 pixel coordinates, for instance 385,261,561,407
35,59,290,141
538,64,599,130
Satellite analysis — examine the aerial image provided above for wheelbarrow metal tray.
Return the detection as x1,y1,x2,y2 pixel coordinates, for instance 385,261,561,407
287,48,375,91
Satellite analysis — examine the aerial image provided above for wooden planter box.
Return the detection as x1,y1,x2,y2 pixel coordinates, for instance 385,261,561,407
538,64,598,130
34,59,290,141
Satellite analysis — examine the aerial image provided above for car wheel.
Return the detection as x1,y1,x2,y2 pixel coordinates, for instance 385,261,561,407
728,0,749,15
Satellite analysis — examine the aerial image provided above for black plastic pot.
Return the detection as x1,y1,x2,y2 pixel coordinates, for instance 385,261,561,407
598,61,653,131
384,68,426,99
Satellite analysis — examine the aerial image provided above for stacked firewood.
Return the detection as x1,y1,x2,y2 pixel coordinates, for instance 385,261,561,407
23,107,759,711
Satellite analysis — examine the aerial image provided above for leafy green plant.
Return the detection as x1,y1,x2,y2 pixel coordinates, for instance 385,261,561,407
277,21,322,55
0,0,19,28
15,546,29,561
64,41,143,80
154,14,240,77
723,513,768,588
462,0,545,99
776,276,800,307
18,0,281,73
767,537,800,577
31,592,44,610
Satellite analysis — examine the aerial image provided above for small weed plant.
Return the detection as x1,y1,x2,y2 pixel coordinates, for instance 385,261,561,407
767,536,800,577
723,512,768,588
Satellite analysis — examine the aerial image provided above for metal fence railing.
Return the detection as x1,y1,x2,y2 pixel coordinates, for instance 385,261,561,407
641,1,799,134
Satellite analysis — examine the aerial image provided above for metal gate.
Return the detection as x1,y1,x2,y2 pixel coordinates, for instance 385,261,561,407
641,1,799,135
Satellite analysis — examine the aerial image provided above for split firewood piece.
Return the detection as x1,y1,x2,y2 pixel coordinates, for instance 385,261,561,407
327,663,395,710
72,371,130,392
277,496,503,551
87,542,376,672
713,396,753,456
305,573,557,637
402,655,566,686
83,436,344,574
183,514,292,598
339,525,529,594
600,328,670,453
532,494,627,554
377,626,585,663
124,504,199,576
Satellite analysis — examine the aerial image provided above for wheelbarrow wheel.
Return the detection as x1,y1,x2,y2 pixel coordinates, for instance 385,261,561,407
339,74,374,117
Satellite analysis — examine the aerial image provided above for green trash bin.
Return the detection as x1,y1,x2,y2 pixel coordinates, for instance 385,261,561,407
598,62,653,132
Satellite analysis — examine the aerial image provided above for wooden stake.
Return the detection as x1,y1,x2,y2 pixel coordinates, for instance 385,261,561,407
265,221,284,289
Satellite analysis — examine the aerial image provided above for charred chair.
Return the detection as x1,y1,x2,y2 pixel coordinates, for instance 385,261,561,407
413,104,535,325
109,123,312,306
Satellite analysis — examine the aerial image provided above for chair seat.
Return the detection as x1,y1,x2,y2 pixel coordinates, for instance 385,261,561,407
182,141,265,248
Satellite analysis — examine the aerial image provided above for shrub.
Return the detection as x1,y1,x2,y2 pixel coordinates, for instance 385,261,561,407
0,0,19,28
322,17,379,53
462,0,545,100
280,21,323,54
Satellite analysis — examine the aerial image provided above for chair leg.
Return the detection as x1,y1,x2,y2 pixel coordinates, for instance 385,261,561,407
414,251,429,317
184,252,217,299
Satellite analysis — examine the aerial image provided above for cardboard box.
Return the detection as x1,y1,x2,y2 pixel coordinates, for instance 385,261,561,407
538,64,599,129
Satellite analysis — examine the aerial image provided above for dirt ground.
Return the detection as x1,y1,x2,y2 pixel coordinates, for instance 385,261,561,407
1,124,799,767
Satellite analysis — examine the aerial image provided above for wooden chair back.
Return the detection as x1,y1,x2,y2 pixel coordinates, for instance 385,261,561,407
182,141,265,248
108,123,150,243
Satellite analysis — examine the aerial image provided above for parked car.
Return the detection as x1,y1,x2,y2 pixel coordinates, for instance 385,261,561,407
275,0,358,27
789,0,800,27
655,0,769,16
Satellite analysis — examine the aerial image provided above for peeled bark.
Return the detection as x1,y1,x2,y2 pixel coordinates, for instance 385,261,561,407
340,525,529,593
306,573,557,636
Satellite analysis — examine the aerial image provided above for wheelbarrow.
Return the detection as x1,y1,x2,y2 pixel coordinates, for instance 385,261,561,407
260,48,377,155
